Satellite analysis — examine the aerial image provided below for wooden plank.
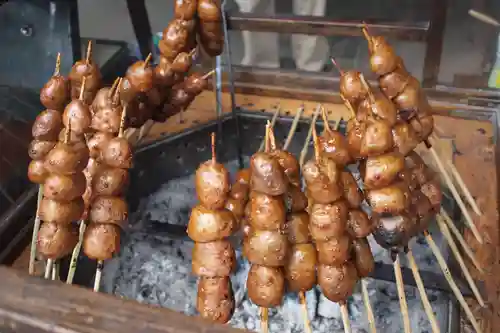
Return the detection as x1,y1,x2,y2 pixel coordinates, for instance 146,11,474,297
0,266,246,333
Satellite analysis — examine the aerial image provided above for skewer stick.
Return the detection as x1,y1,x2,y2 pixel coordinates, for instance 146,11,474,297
118,104,128,138
202,69,216,80
189,48,197,57
312,125,320,163
426,139,483,243
424,230,483,333
298,291,312,333
446,159,482,216
211,132,217,163
108,77,121,98
79,76,87,101
436,215,485,307
340,95,357,121
320,105,332,133
361,22,374,51
340,303,352,333
260,307,269,333
439,209,483,273
143,53,152,68
85,41,93,65
264,121,271,153
268,123,277,151
282,106,303,150
66,219,87,284
44,259,54,279
259,106,280,151
54,52,61,76
394,254,411,333
406,249,440,333
51,261,59,281
330,57,344,75
93,260,104,292
361,279,377,333
29,185,44,275
359,74,376,104
299,105,321,167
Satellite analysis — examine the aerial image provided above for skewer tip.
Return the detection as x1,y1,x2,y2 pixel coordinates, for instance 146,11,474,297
143,53,152,68
330,57,344,75
211,132,216,163
55,53,61,75
202,69,216,80
85,40,93,65
79,76,87,101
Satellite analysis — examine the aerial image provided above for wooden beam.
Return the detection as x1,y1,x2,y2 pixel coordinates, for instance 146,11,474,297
0,266,245,333
226,13,429,41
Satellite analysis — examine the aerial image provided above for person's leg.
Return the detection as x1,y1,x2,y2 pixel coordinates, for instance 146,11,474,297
234,0,279,68
291,0,330,71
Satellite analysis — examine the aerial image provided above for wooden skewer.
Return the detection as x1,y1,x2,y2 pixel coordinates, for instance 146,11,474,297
108,77,121,98
143,53,152,68
361,22,374,51
259,106,280,152
340,303,352,333
341,94,357,121
51,261,60,281
426,139,483,244
299,104,321,167
330,57,344,75
79,76,87,101
436,215,485,307
54,52,61,76
44,259,54,279
264,121,271,153
66,219,87,284
282,106,304,150
189,48,197,57
320,105,332,133
446,159,482,216
202,69,216,80
361,279,377,333
359,74,376,104
299,291,312,333
93,260,104,292
423,230,483,333
85,41,93,65
260,307,269,333
406,249,441,333
439,209,483,273
29,185,44,275
394,253,411,333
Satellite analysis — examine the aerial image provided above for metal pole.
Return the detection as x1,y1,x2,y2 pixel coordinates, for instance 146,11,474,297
221,1,243,168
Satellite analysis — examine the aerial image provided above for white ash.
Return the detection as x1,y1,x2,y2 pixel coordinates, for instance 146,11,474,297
102,160,452,332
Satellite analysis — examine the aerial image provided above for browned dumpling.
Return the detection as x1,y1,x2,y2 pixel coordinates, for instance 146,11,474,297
197,276,235,324
247,265,285,307
195,160,230,210
243,229,288,267
187,205,236,243
285,244,317,292
192,240,236,277
83,223,121,261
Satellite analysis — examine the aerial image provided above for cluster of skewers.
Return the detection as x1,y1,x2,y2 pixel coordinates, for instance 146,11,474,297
187,26,487,333
26,0,223,290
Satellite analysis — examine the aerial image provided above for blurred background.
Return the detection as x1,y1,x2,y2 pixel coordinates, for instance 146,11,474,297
77,0,500,85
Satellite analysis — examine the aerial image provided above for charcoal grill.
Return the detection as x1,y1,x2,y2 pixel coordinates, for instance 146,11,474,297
0,2,499,332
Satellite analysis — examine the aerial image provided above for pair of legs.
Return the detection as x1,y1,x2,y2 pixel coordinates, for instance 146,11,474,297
234,0,329,71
